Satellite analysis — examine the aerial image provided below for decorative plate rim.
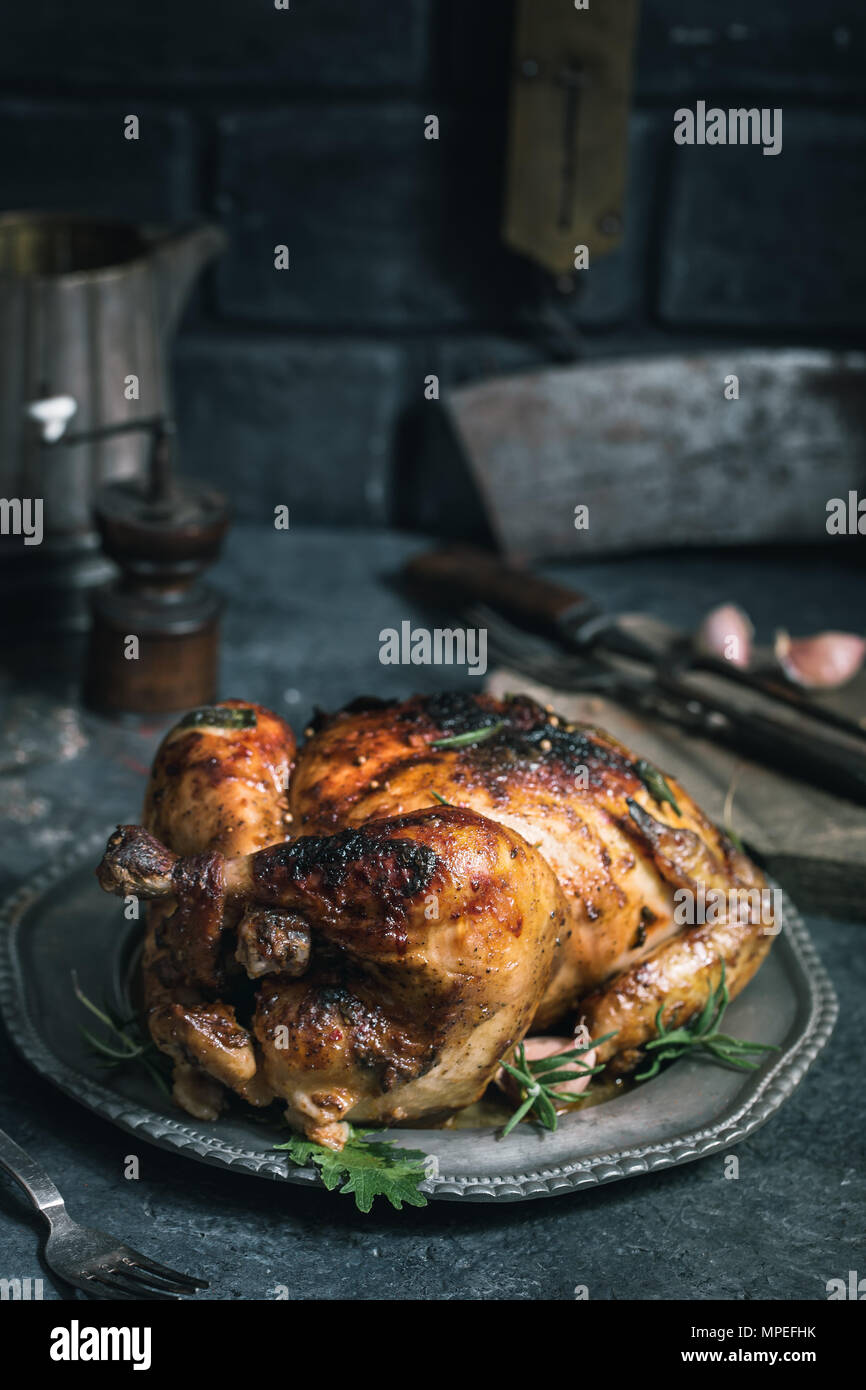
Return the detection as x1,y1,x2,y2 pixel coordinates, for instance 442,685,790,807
0,831,839,1203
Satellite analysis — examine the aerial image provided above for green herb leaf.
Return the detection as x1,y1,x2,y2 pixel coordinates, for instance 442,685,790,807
79,1025,143,1062
723,825,746,854
179,706,257,730
535,1066,596,1086
275,1126,429,1213
497,1036,610,1137
431,721,504,750
635,961,779,1081
72,972,171,1096
428,788,453,806
527,1033,618,1072
500,1090,538,1138
635,758,681,816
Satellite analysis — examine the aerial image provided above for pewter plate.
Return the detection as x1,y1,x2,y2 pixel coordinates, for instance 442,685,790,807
0,832,838,1203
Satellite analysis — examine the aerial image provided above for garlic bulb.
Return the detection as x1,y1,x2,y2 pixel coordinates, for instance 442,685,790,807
695,603,754,668
774,629,866,689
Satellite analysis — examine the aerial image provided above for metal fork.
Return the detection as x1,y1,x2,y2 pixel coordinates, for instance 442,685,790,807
472,603,628,694
475,603,866,805
0,1127,208,1300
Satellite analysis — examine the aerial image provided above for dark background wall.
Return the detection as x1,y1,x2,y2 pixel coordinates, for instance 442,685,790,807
2,1,864,533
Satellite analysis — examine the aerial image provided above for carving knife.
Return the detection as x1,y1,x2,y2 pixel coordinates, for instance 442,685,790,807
405,545,866,744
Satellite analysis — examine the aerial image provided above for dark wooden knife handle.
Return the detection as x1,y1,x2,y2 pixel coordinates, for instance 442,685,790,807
405,546,594,633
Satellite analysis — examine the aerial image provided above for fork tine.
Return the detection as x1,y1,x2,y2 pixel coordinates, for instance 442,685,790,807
471,601,613,686
86,1270,179,1301
118,1252,208,1291
479,617,607,693
470,604,550,658
468,604,569,683
85,1285,140,1301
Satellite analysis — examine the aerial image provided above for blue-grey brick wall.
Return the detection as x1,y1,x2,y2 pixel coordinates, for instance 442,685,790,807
660,112,866,329
1,1,863,530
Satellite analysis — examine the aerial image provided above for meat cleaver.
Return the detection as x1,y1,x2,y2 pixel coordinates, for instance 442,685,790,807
439,349,866,560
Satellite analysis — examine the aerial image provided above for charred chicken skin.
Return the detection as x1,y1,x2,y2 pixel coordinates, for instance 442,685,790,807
96,692,774,1145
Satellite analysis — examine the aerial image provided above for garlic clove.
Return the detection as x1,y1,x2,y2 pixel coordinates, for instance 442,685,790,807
774,629,866,690
695,603,754,668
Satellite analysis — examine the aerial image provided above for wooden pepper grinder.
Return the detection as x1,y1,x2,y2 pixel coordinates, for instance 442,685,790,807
83,417,229,714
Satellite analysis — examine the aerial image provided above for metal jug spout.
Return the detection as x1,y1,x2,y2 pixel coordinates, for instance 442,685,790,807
151,223,228,339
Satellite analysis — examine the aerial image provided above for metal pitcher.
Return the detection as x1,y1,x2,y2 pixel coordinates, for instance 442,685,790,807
0,213,226,631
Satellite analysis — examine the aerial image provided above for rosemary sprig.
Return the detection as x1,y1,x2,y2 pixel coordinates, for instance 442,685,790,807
635,961,778,1081
635,758,681,816
179,705,256,729
428,788,454,806
431,721,504,750
722,762,747,852
499,1034,615,1137
72,973,171,1097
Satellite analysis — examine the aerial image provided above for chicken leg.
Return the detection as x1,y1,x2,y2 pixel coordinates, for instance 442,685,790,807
97,806,566,1145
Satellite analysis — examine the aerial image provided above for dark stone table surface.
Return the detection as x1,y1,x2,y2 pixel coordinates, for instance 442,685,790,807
0,526,863,1301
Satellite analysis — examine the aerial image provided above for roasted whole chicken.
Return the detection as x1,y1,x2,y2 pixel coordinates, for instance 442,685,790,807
96,692,775,1148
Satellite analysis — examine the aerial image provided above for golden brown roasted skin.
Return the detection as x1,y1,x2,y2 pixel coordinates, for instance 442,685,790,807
143,699,296,858
96,692,775,1143
579,912,774,1074
135,700,296,1120
244,806,562,1145
291,693,774,1037
102,806,563,1146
